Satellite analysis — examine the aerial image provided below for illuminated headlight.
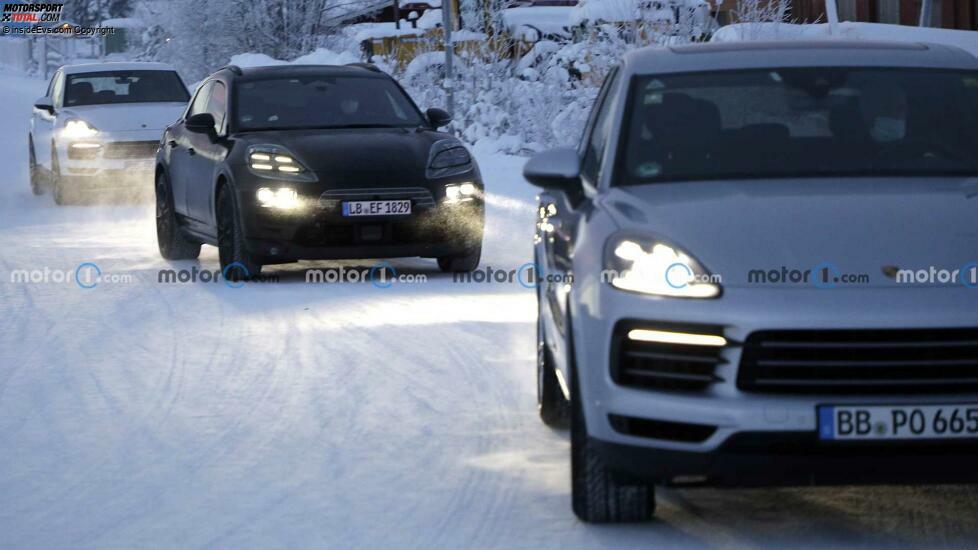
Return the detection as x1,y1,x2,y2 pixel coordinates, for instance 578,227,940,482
604,235,721,298
247,145,313,180
256,187,299,209
445,182,478,202
63,119,98,139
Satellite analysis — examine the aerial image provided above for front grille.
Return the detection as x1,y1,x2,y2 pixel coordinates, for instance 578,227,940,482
103,141,158,159
611,322,727,392
738,328,978,394
318,187,436,210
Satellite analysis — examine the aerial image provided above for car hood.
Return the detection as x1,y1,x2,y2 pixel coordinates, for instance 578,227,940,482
61,102,185,133
601,177,978,288
235,128,450,187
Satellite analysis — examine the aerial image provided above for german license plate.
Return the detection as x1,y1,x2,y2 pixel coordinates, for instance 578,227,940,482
818,404,978,441
342,200,411,217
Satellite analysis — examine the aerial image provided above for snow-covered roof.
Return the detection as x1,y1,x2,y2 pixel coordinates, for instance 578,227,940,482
62,61,177,74
712,22,978,57
502,7,574,38
570,0,707,25
101,17,145,28
352,22,424,42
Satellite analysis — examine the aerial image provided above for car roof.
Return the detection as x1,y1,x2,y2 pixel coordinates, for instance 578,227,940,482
227,64,388,80
61,61,179,75
623,40,978,75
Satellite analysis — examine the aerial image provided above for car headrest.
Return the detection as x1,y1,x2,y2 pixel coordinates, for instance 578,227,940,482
830,98,869,140
68,81,94,101
645,93,722,146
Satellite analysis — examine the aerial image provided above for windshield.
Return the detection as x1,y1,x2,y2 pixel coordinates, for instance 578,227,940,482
235,75,425,131
617,68,978,184
65,70,190,106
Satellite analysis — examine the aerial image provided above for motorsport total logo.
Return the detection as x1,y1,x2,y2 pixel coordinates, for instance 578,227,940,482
1,3,63,24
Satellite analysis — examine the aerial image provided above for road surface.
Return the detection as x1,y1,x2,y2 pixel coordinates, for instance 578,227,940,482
1,70,976,549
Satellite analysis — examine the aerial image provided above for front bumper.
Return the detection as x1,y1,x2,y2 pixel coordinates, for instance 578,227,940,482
593,432,978,487
56,130,159,193
237,184,485,261
569,281,978,483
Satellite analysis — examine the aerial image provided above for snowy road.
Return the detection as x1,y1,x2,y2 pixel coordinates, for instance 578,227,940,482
2,71,977,549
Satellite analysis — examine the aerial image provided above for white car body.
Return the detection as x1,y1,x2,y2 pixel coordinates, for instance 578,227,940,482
29,62,189,202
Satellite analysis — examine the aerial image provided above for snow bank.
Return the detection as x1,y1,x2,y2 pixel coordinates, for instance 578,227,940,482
712,22,978,56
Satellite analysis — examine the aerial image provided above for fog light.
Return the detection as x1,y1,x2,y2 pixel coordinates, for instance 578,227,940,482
445,182,478,203
256,187,299,209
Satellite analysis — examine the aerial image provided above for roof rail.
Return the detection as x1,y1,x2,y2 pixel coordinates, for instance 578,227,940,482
221,64,243,76
346,62,383,73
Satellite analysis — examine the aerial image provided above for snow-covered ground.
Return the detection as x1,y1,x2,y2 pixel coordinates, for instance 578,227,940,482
2,69,978,549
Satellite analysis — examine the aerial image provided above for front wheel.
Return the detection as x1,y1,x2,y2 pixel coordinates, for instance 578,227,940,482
28,137,43,196
569,314,655,523
156,172,201,260
437,245,481,273
217,187,262,280
538,297,569,428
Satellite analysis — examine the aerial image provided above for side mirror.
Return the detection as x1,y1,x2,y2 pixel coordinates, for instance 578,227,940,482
523,148,582,192
426,107,452,129
185,112,216,135
34,97,54,114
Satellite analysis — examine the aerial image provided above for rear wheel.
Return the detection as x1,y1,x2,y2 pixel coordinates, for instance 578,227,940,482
569,314,655,523
28,137,43,196
437,244,481,273
156,172,201,260
217,187,262,281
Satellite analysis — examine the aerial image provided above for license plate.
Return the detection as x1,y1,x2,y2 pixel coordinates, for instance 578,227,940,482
342,200,411,217
818,404,978,441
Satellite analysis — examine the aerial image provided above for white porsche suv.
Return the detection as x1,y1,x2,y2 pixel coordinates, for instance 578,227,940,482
29,62,190,204
525,41,978,523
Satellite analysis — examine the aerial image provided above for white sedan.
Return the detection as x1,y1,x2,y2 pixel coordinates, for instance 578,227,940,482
29,62,190,205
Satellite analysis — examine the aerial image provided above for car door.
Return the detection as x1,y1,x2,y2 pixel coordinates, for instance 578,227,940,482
185,80,228,227
32,70,63,171
540,67,620,374
168,81,212,218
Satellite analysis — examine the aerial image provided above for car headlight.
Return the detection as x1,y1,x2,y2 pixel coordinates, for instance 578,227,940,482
604,234,721,298
256,187,300,209
247,145,316,181
445,182,479,203
427,139,472,179
63,119,99,139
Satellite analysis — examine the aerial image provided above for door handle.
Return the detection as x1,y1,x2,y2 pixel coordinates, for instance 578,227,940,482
167,140,177,148
187,147,196,156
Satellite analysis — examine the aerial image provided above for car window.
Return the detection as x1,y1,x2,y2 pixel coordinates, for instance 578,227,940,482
186,81,212,119
581,67,620,185
617,68,978,184
235,75,424,131
64,70,189,107
205,81,227,134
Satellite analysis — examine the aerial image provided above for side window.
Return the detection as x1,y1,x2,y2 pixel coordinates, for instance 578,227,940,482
205,81,227,135
186,81,212,119
50,71,65,107
581,68,620,186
